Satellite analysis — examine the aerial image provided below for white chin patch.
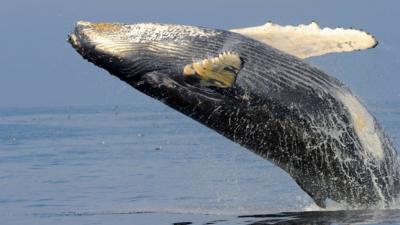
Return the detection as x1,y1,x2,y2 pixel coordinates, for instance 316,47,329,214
337,92,384,160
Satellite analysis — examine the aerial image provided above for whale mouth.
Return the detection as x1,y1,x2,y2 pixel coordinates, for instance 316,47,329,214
68,21,126,58
68,21,94,57
68,33,80,49
68,21,92,48
68,20,148,82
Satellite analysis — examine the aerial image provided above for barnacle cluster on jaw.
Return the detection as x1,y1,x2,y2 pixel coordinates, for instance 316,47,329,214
183,51,242,88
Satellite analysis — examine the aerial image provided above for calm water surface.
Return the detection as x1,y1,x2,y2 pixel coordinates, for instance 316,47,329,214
1,101,400,224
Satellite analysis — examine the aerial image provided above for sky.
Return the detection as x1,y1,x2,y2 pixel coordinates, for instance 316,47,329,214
1,0,399,108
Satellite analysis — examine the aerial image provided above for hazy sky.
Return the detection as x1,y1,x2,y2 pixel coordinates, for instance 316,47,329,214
1,0,399,108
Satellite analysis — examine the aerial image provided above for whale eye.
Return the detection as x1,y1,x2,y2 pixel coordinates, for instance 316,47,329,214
183,52,242,88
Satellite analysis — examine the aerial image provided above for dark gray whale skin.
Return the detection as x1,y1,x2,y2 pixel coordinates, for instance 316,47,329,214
68,21,400,208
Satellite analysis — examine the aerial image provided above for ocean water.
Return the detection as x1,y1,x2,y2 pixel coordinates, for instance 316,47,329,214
1,101,400,225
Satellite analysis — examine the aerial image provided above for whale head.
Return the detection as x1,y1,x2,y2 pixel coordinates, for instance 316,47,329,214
68,21,240,104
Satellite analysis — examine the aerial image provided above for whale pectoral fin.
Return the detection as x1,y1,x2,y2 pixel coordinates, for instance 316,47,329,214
183,52,242,88
230,22,377,59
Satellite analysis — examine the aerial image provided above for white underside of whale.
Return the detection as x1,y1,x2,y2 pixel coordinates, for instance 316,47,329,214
336,91,384,160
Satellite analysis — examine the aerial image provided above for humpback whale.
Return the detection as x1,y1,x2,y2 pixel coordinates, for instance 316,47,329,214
68,21,400,208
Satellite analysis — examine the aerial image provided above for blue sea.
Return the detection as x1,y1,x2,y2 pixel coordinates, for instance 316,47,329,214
1,101,400,225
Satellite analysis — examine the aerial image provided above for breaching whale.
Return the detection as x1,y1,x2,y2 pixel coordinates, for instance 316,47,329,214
68,21,400,208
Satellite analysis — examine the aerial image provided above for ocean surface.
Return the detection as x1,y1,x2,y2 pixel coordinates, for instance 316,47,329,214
1,101,400,225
